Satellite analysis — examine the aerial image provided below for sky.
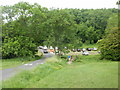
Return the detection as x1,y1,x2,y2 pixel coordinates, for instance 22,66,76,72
0,0,118,9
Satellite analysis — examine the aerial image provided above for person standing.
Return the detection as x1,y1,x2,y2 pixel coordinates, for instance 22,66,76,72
68,56,71,61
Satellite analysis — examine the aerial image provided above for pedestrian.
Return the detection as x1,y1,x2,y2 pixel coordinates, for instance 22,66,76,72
67,55,72,64
68,55,71,61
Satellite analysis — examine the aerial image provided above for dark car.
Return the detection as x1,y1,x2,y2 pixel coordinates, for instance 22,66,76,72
43,49,48,53
77,49,81,52
86,48,92,51
38,46,43,49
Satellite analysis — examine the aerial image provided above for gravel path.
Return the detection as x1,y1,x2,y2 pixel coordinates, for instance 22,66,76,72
0,53,54,81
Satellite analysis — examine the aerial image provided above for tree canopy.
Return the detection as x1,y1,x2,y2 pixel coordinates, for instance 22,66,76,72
98,14,120,61
2,2,118,59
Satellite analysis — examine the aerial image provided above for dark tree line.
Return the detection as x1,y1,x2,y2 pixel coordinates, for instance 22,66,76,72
1,2,118,59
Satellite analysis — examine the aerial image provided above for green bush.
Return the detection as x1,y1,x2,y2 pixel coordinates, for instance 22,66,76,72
2,36,36,59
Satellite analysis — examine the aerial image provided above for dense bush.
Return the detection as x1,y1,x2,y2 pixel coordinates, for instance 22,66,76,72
2,36,36,59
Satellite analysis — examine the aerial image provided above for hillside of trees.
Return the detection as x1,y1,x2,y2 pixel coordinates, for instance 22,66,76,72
1,2,118,59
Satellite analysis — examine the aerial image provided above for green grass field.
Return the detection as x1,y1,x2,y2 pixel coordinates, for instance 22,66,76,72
1,56,41,70
2,55,118,88
33,61,118,88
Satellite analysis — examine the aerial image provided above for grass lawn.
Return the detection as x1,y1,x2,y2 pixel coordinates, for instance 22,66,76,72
34,62,118,88
32,55,118,88
1,56,41,70
2,55,118,88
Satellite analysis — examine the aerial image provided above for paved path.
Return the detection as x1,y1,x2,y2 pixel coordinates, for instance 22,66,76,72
0,53,54,81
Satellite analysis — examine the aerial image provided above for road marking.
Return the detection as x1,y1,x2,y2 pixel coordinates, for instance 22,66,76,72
24,64,32,66
40,63,44,64
29,64,32,65
24,64,28,65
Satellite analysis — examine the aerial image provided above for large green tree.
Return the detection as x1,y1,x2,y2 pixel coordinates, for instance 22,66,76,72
43,9,78,49
1,1,118,58
98,14,120,61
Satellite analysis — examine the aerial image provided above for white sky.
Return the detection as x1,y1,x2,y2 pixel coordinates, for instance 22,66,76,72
0,0,118,9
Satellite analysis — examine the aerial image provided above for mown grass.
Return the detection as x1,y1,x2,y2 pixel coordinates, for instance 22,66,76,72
33,62,118,88
1,56,42,70
32,55,118,88
2,55,118,88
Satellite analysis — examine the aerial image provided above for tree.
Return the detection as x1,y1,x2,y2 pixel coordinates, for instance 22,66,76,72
43,9,77,49
97,14,120,61
116,0,120,5
2,2,37,58
1,2,118,58
2,36,36,59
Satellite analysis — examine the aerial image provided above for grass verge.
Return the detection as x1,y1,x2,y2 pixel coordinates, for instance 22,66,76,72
1,56,42,70
2,56,67,88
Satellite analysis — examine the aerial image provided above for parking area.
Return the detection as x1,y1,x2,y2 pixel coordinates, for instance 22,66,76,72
66,51,99,56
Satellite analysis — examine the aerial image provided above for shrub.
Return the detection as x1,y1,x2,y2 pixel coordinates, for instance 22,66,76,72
2,36,36,59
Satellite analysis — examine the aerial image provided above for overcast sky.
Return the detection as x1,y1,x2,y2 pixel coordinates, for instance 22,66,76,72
0,0,118,9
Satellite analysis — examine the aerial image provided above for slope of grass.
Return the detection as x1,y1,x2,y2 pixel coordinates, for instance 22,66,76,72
1,56,41,70
2,55,118,88
33,61,118,88
32,55,118,88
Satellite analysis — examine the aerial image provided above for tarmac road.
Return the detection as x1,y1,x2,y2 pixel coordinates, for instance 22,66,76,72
0,53,54,81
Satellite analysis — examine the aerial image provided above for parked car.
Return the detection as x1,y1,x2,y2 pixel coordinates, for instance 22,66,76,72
43,46,48,53
38,46,43,49
43,49,48,53
82,48,86,52
86,48,92,51
77,49,81,52
72,49,77,52
93,47,97,51
82,51,89,55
